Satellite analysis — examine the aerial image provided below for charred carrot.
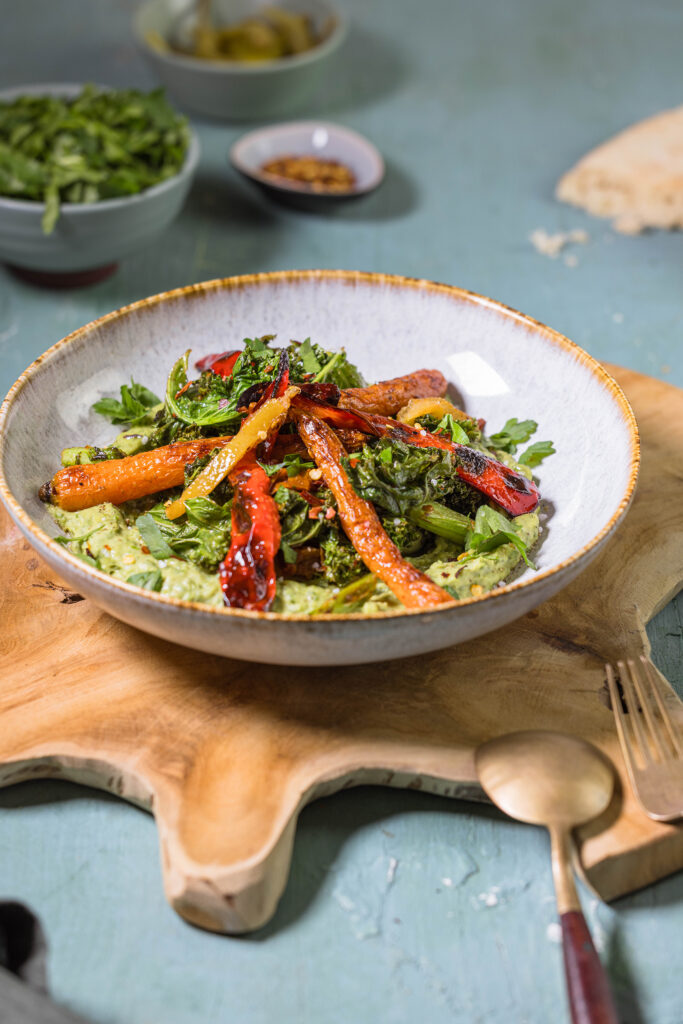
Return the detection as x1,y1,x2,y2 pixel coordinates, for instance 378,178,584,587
39,436,233,512
291,408,454,610
339,369,447,416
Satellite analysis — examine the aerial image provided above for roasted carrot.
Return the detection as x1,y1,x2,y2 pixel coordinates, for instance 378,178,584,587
39,436,233,512
291,408,454,610
339,369,447,416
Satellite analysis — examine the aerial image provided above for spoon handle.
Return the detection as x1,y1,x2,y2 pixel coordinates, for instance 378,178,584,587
561,909,619,1024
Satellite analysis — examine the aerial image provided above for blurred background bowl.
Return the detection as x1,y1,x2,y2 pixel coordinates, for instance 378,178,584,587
133,0,347,121
0,83,199,284
230,120,385,209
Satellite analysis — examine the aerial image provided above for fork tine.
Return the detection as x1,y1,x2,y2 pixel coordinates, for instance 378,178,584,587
617,659,653,766
640,656,682,757
606,663,639,778
628,658,670,761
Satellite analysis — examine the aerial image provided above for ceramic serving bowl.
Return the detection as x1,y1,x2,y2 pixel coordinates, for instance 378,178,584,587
0,84,200,283
134,0,347,121
230,121,385,208
0,271,639,666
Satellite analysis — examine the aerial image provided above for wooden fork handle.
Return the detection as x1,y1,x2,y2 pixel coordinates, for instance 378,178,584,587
561,910,619,1024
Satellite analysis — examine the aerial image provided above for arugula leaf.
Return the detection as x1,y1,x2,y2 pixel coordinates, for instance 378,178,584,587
126,569,163,591
518,440,556,468
488,418,538,453
280,539,298,564
92,378,161,426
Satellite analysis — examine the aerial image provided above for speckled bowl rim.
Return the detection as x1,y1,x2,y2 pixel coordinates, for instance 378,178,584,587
0,269,640,624
230,121,385,197
133,0,347,75
0,83,201,219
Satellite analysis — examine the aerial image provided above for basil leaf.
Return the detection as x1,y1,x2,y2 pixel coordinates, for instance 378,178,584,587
126,569,163,591
436,414,470,445
136,513,175,558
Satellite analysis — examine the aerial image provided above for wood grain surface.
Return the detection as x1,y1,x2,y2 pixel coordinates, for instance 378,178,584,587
1,364,681,935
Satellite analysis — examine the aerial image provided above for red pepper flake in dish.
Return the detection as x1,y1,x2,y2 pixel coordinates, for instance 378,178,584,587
260,155,357,193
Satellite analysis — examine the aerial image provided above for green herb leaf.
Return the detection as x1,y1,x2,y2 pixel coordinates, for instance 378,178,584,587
280,539,298,564
436,414,470,445
136,513,175,559
488,418,538,453
518,440,556,468
0,86,189,233
92,378,161,425
378,447,393,464
299,337,322,374
126,569,163,591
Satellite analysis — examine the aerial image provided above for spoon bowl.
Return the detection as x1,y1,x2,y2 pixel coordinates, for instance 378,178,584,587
476,730,614,829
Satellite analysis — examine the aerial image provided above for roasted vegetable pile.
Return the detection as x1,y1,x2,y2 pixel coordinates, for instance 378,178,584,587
41,336,554,614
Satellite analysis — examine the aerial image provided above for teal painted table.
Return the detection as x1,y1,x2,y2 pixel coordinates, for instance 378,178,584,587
1,1,681,1021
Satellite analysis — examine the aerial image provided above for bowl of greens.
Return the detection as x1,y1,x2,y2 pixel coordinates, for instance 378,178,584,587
133,0,347,121
0,270,639,665
0,83,199,284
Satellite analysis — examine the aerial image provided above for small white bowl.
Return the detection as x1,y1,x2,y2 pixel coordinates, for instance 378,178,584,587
230,121,385,207
0,83,200,283
0,271,639,666
134,0,347,121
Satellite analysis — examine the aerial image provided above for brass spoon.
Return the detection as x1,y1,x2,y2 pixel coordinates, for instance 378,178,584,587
475,731,619,1024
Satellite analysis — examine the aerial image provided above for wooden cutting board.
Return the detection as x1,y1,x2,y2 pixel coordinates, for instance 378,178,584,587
1,365,682,935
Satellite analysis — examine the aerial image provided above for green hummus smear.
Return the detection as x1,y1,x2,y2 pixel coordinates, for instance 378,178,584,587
49,504,539,615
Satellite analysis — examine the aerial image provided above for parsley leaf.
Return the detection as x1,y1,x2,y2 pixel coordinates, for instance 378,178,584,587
488,418,538,453
518,440,556,468
299,337,322,374
92,379,161,425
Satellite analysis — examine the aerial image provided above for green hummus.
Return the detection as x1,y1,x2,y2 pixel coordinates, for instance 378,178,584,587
50,504,539,615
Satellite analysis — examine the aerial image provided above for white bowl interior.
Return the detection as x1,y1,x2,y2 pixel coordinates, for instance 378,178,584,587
2,274,635,590
231,122,384,191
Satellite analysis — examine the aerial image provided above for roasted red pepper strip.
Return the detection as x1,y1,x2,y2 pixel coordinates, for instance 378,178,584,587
219,455,281,612
291,408,454,610
195,350,241,377
366,415,540,516
292,394,380,435
289,396,538,516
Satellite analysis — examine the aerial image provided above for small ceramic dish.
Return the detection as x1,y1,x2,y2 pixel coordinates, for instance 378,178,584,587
230,121,385,208
0,271,639,666
0,83,200,285
133,0,347,121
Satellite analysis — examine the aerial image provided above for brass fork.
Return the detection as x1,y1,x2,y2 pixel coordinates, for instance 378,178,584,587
605,657,683,821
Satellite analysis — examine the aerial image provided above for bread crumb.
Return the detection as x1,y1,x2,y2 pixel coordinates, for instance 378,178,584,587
529,227,589,259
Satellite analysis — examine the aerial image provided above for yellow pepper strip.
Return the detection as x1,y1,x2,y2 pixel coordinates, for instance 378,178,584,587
396,396,469,426
165,385,300,520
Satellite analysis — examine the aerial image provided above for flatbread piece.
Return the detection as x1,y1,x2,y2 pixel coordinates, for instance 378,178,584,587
556,106,683,234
